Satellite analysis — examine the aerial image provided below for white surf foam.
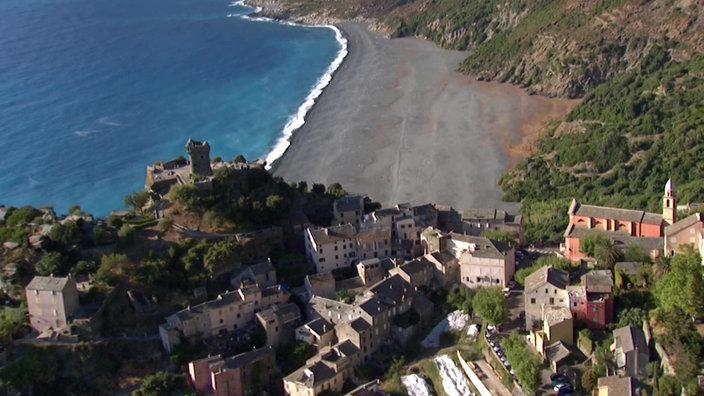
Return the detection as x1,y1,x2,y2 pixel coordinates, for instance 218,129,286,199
98,116,123,127
228,3,348,169
74,129,100,137
263,25,348,169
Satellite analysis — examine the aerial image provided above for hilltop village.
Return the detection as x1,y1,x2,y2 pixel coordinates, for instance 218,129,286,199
0,140,703,396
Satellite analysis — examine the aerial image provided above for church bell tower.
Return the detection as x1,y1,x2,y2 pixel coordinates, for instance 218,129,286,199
663,178,675,225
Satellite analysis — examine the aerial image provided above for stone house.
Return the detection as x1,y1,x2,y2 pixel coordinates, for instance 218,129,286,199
594,376,638,396
256,303,301,349
420,227,515,288
611,325,649,378
356,258,394,286
159,283,288,353
304,273,336,300
531,306,574,355
230,259,277,289
283,342,357,396
355,227,391,261
458,208,525,244
664,212,704,259
423,251,460,287
296,317,334,351
25,275,80,334
333,195,365,228
188,346,278,396
524,266,570,331
453,233,515,289
392,257,434,289
304,224,358,273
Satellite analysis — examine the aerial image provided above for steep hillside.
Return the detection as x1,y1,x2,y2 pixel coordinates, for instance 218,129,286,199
258,0,704,98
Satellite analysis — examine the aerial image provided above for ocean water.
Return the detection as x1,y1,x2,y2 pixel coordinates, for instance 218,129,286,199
0,0,343,217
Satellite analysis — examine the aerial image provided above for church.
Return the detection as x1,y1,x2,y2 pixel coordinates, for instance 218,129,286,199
562,179,704,262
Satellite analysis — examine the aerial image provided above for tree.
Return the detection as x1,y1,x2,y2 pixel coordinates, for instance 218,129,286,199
326,182,347,198
594,242,623,269
204,240,240,276
117,224,135,246
616,307,647,328
472,287,508,325
234,154,247,163
283,342,316,371
581,368,598,392
139,371,184,396
48,221,80,245
446,287,474,315
311,183,326,196
5,206,38,227
481,229,515,244
168,184,203,210
35,252,68,276
124,190,151,213
95,254,129,284
579,232,612,258
654,244,704,318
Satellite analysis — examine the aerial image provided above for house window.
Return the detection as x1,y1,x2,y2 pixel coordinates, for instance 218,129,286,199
545,288,548,294
549,298,555,305
220,319,223,324
319,258,325,263
530,298,536,304
477,277,481,283
319,248,323,254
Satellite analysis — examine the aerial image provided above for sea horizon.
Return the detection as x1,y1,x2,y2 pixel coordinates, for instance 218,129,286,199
0,0,345,218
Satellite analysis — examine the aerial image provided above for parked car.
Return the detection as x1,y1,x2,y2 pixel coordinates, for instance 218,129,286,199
508,280,517,289
557,385,574,395
554,382,572,392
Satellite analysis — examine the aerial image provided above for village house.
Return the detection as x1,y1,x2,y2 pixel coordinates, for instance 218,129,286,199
530,306,574,355
283,342,357,396
356,257,395,286
304,273,336,300
295,317,334,351
159,283,288,353
361,207,420,257
332,195,365,227
230,259,277,289
594,376,639,396
568,270,614,330
25,274,80,334
256,303,301,349
391,257,435,289
396,203,438,230
355,227,392,261
422,251,460,288
188,346,278,396
611,325,649,378
458,208,525,244
524,266,570,331
420,227,515,289
304,224,358,273
562,180,676,261
664,212,704,259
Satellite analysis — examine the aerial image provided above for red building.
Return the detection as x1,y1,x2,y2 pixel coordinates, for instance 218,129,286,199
568,270,614,330
563,180,674,261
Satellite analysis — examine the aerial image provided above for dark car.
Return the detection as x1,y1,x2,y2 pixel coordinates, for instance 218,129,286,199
557,384,574,395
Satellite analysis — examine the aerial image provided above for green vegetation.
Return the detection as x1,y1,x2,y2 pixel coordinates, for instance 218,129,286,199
136,371,187,396
514,255,572,285
653,245,704,318
480,229,515,244
503,332,541,392
501,51,704,240
446,286,474,314
471,287,507,325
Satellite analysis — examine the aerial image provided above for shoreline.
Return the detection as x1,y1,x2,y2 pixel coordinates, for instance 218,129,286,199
269,22,579,210
234,1,352,170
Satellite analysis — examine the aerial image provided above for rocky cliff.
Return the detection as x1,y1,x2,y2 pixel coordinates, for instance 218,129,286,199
253,0,704,98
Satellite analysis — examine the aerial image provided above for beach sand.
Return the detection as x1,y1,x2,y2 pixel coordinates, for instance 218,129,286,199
272,22,578,209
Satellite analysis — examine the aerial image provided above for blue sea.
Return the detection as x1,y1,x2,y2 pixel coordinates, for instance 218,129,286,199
0,0,344,217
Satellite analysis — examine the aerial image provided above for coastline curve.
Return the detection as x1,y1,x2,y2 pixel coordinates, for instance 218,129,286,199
234,1,349,169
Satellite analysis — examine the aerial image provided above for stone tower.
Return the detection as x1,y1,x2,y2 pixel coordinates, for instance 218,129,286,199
185,139,213,177
663,178,675,225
